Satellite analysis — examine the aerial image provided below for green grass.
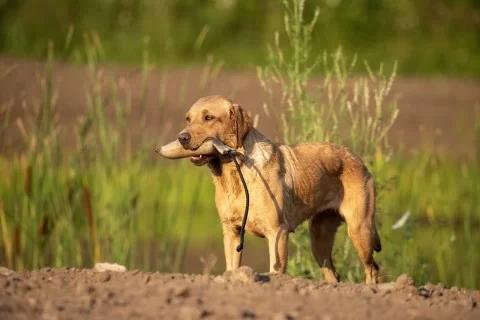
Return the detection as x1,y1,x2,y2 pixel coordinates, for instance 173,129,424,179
0,35,223,273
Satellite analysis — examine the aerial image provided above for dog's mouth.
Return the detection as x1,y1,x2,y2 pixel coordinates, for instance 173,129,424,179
190,154,214,166
187,139,216,166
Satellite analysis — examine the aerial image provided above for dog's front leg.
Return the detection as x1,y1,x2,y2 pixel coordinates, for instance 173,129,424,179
222,225,242,271
267,226,289,274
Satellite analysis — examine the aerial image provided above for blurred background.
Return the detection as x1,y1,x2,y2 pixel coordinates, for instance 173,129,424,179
0,0,479,289
1,0,480,76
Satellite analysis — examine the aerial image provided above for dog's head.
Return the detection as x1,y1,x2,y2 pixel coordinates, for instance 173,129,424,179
177,95,252,166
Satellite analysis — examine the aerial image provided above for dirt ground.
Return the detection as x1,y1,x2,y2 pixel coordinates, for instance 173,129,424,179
0,266,478,320
1,55,479,157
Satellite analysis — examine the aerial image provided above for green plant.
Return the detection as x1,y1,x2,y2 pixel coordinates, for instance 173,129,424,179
0,31,222,272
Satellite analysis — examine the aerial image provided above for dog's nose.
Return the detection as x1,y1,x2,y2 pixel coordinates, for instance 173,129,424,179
178,132,191,145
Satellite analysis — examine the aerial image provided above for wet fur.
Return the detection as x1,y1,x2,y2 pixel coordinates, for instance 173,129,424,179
178,95,382,284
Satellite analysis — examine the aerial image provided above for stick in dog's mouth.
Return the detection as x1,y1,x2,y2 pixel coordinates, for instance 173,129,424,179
155,138,243,160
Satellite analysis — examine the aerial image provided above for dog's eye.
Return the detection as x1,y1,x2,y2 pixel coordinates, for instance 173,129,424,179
186,116,190,122
204,115,214,121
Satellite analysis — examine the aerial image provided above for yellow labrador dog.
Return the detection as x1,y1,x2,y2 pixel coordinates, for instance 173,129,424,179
157,95,382,284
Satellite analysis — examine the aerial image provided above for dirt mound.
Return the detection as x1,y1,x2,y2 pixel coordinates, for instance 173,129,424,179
1,266,478,319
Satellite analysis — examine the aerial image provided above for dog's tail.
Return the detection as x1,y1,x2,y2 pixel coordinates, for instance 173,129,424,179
366,176,382,253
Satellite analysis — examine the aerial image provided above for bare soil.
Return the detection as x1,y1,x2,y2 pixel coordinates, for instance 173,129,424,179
0,266,479,320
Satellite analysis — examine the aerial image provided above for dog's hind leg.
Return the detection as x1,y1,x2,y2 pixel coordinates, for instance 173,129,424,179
341,176,381,284
309,210,343,283
267,225,289,274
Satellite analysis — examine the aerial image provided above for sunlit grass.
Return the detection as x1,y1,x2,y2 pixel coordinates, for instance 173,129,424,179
0,32,223,273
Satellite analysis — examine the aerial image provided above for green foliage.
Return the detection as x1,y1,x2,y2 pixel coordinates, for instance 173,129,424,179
0,36,220,272
1,0,480,77
375,152,479,289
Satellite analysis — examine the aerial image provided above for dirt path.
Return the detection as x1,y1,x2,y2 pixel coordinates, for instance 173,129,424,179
1,266,478,320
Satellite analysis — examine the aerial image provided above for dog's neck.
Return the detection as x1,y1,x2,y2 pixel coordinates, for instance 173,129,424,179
208,128,271,176
242,127,271,153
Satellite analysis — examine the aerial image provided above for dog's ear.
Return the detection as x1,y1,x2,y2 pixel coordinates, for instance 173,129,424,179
229,103,252,148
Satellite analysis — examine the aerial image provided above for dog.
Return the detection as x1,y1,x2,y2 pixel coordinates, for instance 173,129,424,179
165,95,382,284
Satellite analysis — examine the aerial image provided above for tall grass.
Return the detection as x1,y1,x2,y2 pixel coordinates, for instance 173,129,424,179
0,32,221,273
257,0,398,280
375,150,479,288
257,0,479,289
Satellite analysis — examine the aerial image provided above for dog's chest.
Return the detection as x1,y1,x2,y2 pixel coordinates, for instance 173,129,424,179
213,163,284,237
216,199,269,238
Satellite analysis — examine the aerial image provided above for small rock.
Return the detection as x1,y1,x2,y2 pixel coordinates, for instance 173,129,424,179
232,266,256,284
94,262,127,273
395,274,414,289
0,267,16,277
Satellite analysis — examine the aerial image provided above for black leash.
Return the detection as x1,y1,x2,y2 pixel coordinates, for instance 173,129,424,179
228,150,249,252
